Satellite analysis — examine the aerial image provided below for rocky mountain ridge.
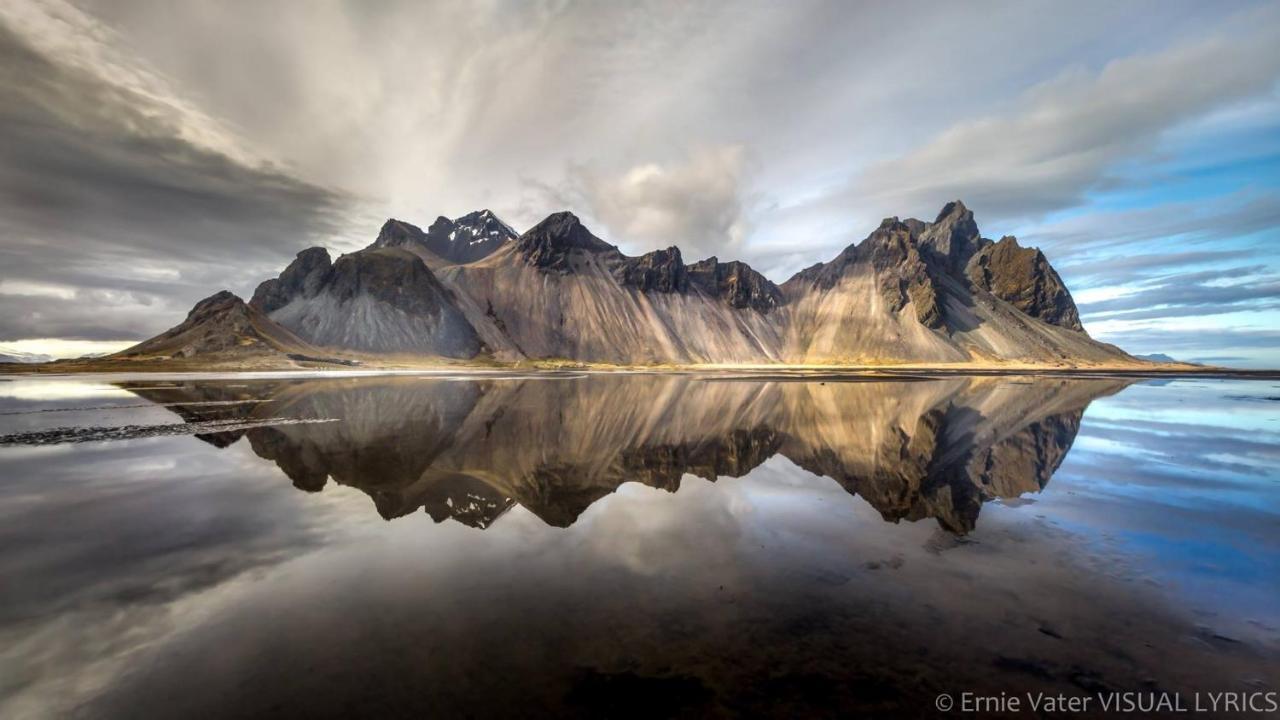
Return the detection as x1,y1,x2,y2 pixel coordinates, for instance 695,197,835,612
120,201,1137,367
119,290,325,360
371,209,518,266
248,245,480,357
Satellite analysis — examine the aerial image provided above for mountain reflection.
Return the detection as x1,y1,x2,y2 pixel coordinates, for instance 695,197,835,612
121,374,1127,533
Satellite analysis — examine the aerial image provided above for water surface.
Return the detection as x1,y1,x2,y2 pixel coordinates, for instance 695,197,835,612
1,373,1277,717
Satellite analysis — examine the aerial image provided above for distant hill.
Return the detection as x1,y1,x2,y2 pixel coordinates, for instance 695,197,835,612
123,201,1140,367
1136,353,1185,364
117,290,329,361
0,348,53,364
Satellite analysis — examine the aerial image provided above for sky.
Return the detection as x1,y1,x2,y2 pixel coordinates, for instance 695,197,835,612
0,0,1277,366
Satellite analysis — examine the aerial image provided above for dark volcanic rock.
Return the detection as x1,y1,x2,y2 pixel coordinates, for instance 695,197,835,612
918,200,982,271
966,236,1084,332
250,247,333,313
120,291,317,359
782,246,858,293
256,246,483,357
143,199,1117,366
785,261,831,290
789,218,944,328
425,216,454,241
443,210,518,261
327,248,457,315
687,257,784,313
615,247,689,293
371,212,516,264
516,212,615,271
860,219,945,329
374,218,430,249
782,201,1086,336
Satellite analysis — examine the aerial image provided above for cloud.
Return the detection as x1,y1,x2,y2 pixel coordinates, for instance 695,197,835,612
1023,191,1280,256
849,9,1280,221
1079,266,1280,321
549,146,750,259
1090,325,1280,365
0,4,355,342
0,0,1276,361
1057,250,1257,287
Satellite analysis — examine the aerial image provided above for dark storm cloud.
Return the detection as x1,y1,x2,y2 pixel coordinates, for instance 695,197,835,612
0,20,354,341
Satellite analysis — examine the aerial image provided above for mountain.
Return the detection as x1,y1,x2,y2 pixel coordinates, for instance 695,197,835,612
117,291,325,360
134,200,1139,367
250,246,481,357
1136,353,1198,365
779,202,1121,364
438,212,786,363
0,348,53,364
371,209,517,266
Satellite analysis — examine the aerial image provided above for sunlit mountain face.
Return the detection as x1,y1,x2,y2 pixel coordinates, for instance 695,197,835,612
1,374,1276,718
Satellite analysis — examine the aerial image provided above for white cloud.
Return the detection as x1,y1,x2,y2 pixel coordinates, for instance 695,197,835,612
850,7,1280,221
0,338,136,359
558,146,749,259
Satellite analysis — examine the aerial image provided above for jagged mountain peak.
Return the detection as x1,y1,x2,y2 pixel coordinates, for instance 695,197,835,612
455,208,515,233
615,246,688,293
935,199,971,221
919,200,981,269
254,244,482,357
687,256,784,313
189,289,240,315
373,211,516,265
130,200,1130,368
876,216,909,232
964,233,1083,332
516,211,616,270
294,246,332,263
376,218,428,246
529,210,586,235
251,246,333,314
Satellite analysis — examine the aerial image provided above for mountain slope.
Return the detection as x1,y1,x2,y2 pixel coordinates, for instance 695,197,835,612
370,209,517,267
127,201,1140,367
438,212,784,364
964,235,1082,331
0,348,53,364
779,202,1129,365
251,247,481,358
117,291,324,360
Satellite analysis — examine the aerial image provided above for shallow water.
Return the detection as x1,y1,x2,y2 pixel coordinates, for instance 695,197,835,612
0,373,1277,718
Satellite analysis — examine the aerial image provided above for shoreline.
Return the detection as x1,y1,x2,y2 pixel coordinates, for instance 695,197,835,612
3,361,1278,381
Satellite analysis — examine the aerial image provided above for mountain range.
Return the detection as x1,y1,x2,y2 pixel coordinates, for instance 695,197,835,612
0,348,53,364
116,201,1137,367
